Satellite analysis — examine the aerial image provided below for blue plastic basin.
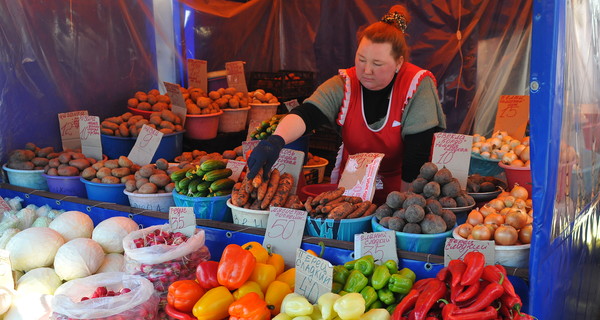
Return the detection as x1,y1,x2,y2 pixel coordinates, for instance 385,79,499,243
80,177,129,205
101,131,184,162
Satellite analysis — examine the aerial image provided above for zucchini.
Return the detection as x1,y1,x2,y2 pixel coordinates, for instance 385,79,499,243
209,178,236,192
200,159,226,172
170,168,190,182
196,181,212,193
203,168,233,182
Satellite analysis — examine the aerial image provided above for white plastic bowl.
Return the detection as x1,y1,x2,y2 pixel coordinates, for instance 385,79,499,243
124,190,175,213
452,228,530,268
226,199,270,228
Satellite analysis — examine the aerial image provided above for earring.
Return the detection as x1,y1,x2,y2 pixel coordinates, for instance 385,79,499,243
395,69,399,73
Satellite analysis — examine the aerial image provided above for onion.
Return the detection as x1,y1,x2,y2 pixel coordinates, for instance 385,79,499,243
478,136,487,143
457,223,473,238
489,138,502,149
488,198,505,211
520,146,530,162
524,160,531,167
502,152,518,165
503,195,516,208
467,210,484,225
479,204,497,217
502,135,514,143
506,209,528,229
499,207,512,216
480,151,491,159
510,159,525,167
513,198,528,209
500,144,511,153
473,142,482,148
493,149,506,159
522,136,530,146
526,199,533,208
510,184,529,200
484,212,505,225
513,144,526,156
472,147,481,153
519,224,532,244
494,225,518,245
490,153,499,159
472,224,492,240
509,139,521,149
480,143,492,152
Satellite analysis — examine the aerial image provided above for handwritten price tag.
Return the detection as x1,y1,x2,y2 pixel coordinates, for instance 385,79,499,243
494,95,530,140
295,249,333,304
263,207,308,266
58,110,88,150
79,115,102,160
0,249,14,290
128,125,164,166
246,119,263,141
187,59,208,92
242,140,260,159
354,231,398,264
225,61,248,93
271,149,305,194
164,82,188,126
0,198,12,214
444,238,495,266
169,207,196,237
226,160,246,182
284,99,300,112
338,153,385,202
431,133,472,190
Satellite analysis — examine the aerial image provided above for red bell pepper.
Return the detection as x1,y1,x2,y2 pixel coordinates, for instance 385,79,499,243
218,244,257,290
460,252,485,286
167,280,206,313
453,281,504,314
196,261,220,290
413,279,447,320
448,259,467,287
413,278,435,292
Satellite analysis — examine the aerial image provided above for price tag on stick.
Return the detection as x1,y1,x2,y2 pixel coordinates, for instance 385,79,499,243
169,207,196,237
271,149,305,194
354,231,398,263
187,59,208,92
494,95,530,140
225,61,248,93
226,160,247,182
128,125,164,166
431,133,473,190
444,238,495,266
164,82,188,126
295,249,333,304
58,110,88,150
79,115,103,160
263,207,308,266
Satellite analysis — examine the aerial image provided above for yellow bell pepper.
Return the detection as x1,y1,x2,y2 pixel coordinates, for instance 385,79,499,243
242,241,269,263
233,281,264,300
310,304,323,320
267,251,285,276
318,292,341,320
292,316,313,320
273,313,293,320
249,262,277,292
276,268,296,290
192,286,235,320
281,293,314,317
359,309,390,320
265,280,293,316
333,293,365,320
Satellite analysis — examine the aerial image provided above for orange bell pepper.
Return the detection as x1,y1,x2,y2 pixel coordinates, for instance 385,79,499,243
167,280,206,313
218,244,256,290
266,251,285,276
233,281,264,300
265,280,293,316
276,267,296,290
249,262,277,292
242,241,269,263
192,285,235,320
229,291,271,320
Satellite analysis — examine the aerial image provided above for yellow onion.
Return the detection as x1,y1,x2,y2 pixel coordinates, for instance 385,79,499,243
472,147,481,153
480,151,491,159
522,136,530,146
489,137,502,149
502,152,518,165
513,144,526,156
519,146,530,162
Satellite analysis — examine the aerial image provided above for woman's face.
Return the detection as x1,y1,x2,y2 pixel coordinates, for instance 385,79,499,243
355,38,403,91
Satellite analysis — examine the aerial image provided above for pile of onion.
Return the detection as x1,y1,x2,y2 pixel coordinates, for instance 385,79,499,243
472,131,531,167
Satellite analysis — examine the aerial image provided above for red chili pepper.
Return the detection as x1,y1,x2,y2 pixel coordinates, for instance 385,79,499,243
501,294,523,314
441,302,458,319
450,283,464,304
392,288,420,320
494,265,522,307
196,261,220,290
425,317,440,320
448,259,467,288
499,303,513,319
483,265,523,312
455,280,480,302
460,252,485,286
453,281,504,314
413,278,435,292
512,312,536,320
436,267,449,282
413,279,447,320
448,306,498,320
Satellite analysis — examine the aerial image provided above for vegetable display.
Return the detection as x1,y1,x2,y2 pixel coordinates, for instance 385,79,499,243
249,114,286,141
101,110,184,136
81,156,139,184
304,187,377,220
124,159,176,194
471,131,530,167
231,169,302,210
171,159,236,197
43,149,100,177
6,143,58,170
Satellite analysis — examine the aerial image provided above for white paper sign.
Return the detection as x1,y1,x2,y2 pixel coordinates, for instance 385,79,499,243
338,153,385,202
225,61,248,92
226,160,247,182
169,207,196,237
246,119,263,141
284,99,300,112
271,149,305,194
0,249,14,290
58,110,88,150
0,198,12,214
295,249,333,304
187,59,208,92
242,140,260,159
443,238,495,266
431,133,473,190
164,82,188,126
263,207,308,266
354,231,398,264
79,115,103,160
128,125,164,166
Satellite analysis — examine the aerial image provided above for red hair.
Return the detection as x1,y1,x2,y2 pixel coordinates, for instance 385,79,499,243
358,5,411,61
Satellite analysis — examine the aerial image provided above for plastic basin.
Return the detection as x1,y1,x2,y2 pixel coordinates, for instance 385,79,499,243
498,162,532,195
307,215,373,242
248,103,279,125
124,190,175,213
80,177,129,205
2,164,48,190
218,107,250,133
469,153,504,177
303,158,329,185
184,110,223,140
372,217,453,255
173,190,232,222
298,183,337,202
100,131,184,162
226,199,269,228
453,228,530,268
43,174,87,198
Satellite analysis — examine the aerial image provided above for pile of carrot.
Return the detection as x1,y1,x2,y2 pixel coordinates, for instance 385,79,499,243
305,187,377,220
231,168,303,210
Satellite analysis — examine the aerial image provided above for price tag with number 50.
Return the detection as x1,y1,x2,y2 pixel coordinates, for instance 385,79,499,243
263,207,307,266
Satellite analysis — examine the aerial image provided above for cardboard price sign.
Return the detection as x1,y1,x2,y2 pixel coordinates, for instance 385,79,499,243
128,125,164,166
494,95,530,140
58,110,88,150
169,207,196,237
79,115,103,160
338,153,385,202
295,249,333,304
444,238,495,266
164,82,188,126
187,59,208,92
271,149,305,194
263,207,308,266
226,160,247,182
354,231,398,263
431,133,473,190
225,61,248,93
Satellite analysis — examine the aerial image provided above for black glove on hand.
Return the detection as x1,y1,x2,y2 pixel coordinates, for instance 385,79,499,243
247,134,286,180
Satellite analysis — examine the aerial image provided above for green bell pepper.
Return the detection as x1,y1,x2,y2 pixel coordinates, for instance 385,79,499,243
377,287,395,305
354,255,375,277
366,299,384,311
343,270,369,293
331,282,343,294
343,259,357,270
371,265,391,290
387,274,413,294
333,265,350,284
398,267,416,283
386,303,398,315
384,260,398,275
359,286,378,308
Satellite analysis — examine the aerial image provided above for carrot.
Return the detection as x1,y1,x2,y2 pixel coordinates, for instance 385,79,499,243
252,168,263,188
320,187,346,205
362,203,378,217
326,202,355,220
236,180,251,207
260,169,281,209
291,202,304,210
250,188,258,201
243,176,255,194
311,190,327,206
249,198,262,210
314,204,324,215
346,201,371,219
284,194,300,208
321,199,347,214
344,196,363,204
257,180,269,201
269,173,293,208
231,182,242,205
243,202,252,209
305,196,314,213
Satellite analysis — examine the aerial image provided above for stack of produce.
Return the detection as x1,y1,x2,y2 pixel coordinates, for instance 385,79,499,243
170,159,236,197
6,143,58,170
81,156,138,184
173,147,243,167
304,186,377,220
127,89,172,112
471,131,530,167
124,159,176,194
43,150,98,177
230,169,302,210
249,114,286,140
391,252,534,319
101,110,184,136
410,162,476,208
206,87,250,110
249,89,279,104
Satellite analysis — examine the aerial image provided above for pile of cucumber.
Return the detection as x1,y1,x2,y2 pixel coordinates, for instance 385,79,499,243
249,114,286,140
170,159,235,197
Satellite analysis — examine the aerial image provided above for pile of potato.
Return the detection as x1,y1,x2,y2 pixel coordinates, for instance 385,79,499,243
249,89,279,104
101,110,183,137
127,89,172,112
6,143,57,170
81,156,139,184
173,147,244,168
124,159,175,194
43,151,99,177
409,162,476,208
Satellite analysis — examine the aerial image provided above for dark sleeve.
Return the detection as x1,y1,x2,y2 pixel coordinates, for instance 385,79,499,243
401,127,438,182
289,102,331,133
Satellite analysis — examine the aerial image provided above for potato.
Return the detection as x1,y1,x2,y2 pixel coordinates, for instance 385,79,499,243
32,157,49,167
165,182,176,193
130,125,140,137
9,149,35,162
127,98,139,108
101,128,114,135
138,182,158,194
58,166,79,177
167,166,180,175
122,112,133,121
135,119,150,128
96,167,112,179
149,116,162,126
105,116,123,125
92,161,106,170
47,152,60,159
160,121,175,130
102,176,121,184
159,128,174,135
222,150,237,160
157,95,170,104
47,158,60,169
147,94,158,105
161,110,176,123
36,147,55,158
208,91,221,100
58,153,72,164
149,174,170,188
8,161,35,170
47,167,59,176
121,174,135,183
152,103,167,112
69,159,91,171
91,178,101,183
104,160,119,169
115,156,132,168
155,159,169,171
119,123,130,137
125,179,137,192
130,164,141,173
24,142,37,151
81,167,97,180
102,121,120,131
72,153,86,159
138,164,155,178
43,165,50,173
135,178,149,189
111,167,131,178
134,170,144,180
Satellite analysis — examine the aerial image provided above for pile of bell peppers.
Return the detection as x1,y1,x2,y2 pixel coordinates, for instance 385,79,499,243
166,241,296,320
391,252,536,320
331,255,416,314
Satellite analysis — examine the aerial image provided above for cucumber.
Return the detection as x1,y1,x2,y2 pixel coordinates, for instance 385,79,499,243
185,167,198,178
177,177,192,190
193,191,209,198
203,168,233,182
213,189,232,197
187,177,203,196
200,159,226,172
209,178,236,192
196,181,212,193
195,169,207,179
170,168,190,182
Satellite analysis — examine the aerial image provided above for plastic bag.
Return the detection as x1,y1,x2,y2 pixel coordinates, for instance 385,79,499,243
51,272,159,320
